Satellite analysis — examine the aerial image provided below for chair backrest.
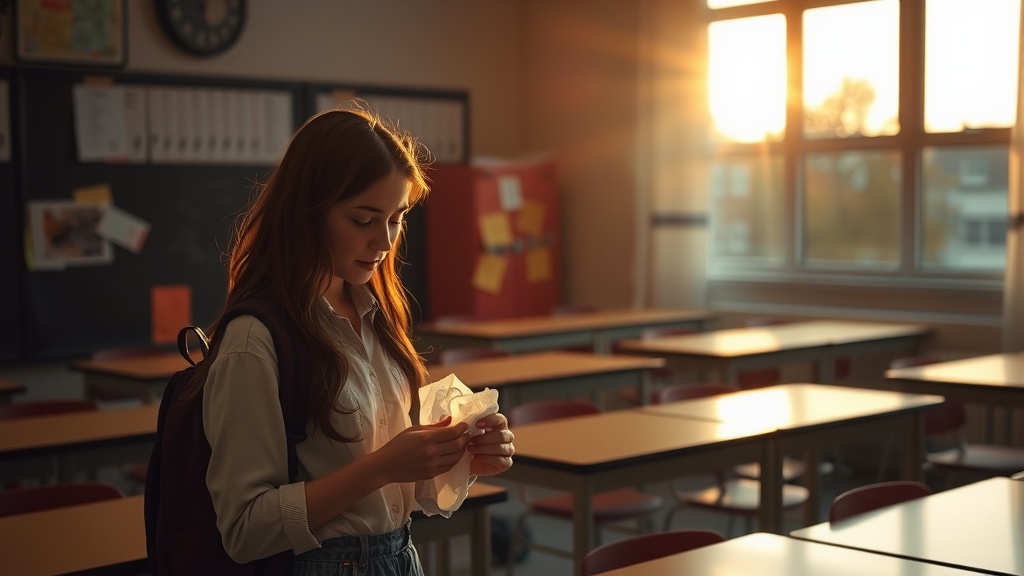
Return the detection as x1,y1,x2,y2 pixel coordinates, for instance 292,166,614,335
829,480,932,523
653,383,737,404
887,357,966,438
0,399,98,420
922,400,968,436
509,399,599,426
0,482,124,517
438,347,511,365
579,529,725,576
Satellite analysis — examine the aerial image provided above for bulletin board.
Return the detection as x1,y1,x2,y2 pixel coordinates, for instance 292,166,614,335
13,68,305,361
306,83,471,324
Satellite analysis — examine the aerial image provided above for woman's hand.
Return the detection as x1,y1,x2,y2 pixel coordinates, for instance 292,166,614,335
468,412,514,476
379,416,470,483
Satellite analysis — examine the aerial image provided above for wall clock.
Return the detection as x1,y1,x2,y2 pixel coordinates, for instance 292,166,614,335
156,0,247,57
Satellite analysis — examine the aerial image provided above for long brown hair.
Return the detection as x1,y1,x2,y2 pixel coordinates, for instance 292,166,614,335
188,107,430,442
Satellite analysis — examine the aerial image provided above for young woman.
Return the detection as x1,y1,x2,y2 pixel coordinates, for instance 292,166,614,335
194,108,514,575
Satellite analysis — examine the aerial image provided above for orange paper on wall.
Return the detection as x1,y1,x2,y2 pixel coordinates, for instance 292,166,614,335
151,284,192,344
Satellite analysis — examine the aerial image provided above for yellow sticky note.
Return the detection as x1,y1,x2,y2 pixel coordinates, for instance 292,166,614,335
73,183,113,205
517,200,546,238
526,246,553,283
479,212,513,249
472,253,507,295
151,284,192,344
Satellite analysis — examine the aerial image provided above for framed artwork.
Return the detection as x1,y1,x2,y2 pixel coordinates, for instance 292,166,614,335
15,0,127,68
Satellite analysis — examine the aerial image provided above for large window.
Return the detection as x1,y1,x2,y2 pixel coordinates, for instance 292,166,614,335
707,0,1020,282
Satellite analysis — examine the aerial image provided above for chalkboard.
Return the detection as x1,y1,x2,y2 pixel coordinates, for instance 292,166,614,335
15,69,305,361
0,67,22,364
6,69,470,364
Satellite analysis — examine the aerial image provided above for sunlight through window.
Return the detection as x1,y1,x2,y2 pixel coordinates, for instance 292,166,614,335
925,0,1021,132
708,15,787,143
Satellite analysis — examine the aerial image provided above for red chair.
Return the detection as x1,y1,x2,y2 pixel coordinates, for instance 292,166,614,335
579,529,725,576
437,347,510,364
0,481,124,517
616,326,698,406
504,400,665,575
652,383,810,534
888,356,1024,486
829,480,931,523
923,399,1024,480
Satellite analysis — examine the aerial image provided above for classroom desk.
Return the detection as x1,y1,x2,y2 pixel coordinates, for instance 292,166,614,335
415,308,717,355
616,319,931,385
411,482,508,576
598,532,984,576
0,483,507,576
639,383,944,525
0,377,26,403
0,495,148,576
426,350,664,409
790,476,1024,576
501,408,775,575
886,351,1024,409
0,404,158,483
71,352,188,404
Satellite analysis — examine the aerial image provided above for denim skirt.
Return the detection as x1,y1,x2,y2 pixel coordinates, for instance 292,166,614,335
291,523,424,576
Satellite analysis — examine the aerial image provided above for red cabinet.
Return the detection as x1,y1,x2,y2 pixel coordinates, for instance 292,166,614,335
425,159,560,321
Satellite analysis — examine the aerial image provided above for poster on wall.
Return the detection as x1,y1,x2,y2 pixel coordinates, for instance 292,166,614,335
27,200,113,270
15,0,127,68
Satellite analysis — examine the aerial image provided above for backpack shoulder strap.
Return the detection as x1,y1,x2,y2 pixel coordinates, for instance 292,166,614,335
223,294,310,482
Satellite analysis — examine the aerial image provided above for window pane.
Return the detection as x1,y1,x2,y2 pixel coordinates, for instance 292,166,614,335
710,155,785,264
802,151,901,268
920,146,1008,271
803,1,900,139
924,0,1021,132
708,15,786,143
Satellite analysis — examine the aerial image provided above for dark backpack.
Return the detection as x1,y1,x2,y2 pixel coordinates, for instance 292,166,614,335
145,294,311,575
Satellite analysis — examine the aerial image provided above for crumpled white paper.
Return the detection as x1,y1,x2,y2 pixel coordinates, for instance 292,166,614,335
415,373,499,517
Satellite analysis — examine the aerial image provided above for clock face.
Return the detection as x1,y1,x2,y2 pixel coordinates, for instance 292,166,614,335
157,0,247,56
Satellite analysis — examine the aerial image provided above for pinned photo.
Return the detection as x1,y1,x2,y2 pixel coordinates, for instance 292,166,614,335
28,200,113,270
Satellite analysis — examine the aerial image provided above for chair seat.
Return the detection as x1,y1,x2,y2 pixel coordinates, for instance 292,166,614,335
733,457,835,483
530,488,664,522
926,445,1024,475
675,478,809,513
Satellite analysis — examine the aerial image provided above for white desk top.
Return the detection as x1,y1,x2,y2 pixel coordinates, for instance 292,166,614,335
790,477,1024,576
640,383,944,433
600,532,985,576
617,320,930,358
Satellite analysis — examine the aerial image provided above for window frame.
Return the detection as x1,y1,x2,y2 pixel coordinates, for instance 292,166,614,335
704,0,1014,290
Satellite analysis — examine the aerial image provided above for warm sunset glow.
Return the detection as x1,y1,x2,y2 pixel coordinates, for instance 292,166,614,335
803,1,900,137
925,0,1021,132
708,15,787,143
708,0,1021,142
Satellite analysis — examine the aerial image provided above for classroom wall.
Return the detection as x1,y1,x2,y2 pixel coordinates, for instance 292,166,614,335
0,0,1002,384
1,0,526,157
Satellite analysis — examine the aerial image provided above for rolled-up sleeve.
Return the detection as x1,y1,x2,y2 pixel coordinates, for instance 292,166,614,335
203,316,321,562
